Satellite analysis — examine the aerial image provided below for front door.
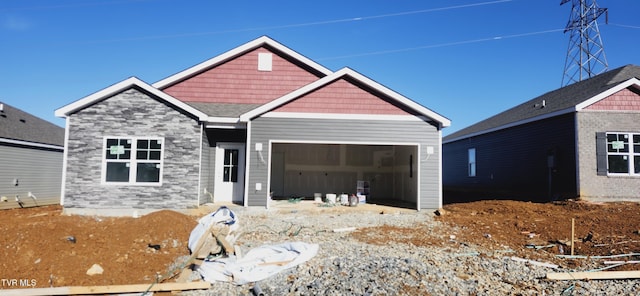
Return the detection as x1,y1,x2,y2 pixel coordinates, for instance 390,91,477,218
214,143,245,203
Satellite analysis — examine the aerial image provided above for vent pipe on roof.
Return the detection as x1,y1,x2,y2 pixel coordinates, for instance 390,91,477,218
0,104,3,112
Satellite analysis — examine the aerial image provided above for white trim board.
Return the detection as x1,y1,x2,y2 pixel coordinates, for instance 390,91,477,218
261,112,430,122
0,138,63,150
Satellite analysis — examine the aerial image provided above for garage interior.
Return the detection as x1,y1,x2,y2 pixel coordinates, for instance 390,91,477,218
270,143,418,208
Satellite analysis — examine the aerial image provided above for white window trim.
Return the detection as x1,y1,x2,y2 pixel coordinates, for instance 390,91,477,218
101,136,165,186
468,148,476,177
606,132,640,177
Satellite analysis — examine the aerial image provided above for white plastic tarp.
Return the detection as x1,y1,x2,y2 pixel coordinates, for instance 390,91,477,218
198,241,319,285
188,206,238,252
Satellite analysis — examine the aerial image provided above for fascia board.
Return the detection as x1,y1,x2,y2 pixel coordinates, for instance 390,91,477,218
0,137,64,150
205,117,241,124
56,77,140,117
152,36,333,89
575,78,640,111
55,77,208,121
240,67,451,128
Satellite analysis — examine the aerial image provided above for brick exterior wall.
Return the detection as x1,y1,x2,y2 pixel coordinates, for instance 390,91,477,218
63,87,202,209
577,111,640,200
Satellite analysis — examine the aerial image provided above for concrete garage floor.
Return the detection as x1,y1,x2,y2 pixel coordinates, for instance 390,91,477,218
190,199,417,217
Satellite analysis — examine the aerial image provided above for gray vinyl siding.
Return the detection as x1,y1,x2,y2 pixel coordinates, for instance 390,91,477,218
63,88,202,209
443,113,577,202
0,144,63,209
248,117,442,209
576,111,640,200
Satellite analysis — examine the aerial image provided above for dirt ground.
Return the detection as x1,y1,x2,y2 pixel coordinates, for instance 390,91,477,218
0,205,197,289
354,200,640,270
1,200,640,291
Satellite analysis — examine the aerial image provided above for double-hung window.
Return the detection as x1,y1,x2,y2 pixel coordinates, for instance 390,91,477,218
103,137,164,184
468,148,476,177
605,132,640,175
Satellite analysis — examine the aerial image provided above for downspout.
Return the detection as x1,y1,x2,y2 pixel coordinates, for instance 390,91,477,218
59,117,71,206
437,128,444,210
243,121,251,208
196,123,204,207
573,113,580,198
416,144,421,211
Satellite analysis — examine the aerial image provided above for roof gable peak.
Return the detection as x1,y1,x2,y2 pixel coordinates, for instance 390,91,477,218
152,36,333,89
240,67,451,127
55,77,208,120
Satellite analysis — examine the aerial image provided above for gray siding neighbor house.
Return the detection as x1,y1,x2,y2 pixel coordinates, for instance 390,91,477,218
0,102,64,209
443,65,640,203
56,36,450,213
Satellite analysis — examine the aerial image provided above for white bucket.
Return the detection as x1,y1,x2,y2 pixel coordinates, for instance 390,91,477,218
340,194,349,205
326,194,336,204
314,193,322,203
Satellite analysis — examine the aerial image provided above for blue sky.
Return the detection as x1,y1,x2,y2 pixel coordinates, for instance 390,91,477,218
1,0,639,135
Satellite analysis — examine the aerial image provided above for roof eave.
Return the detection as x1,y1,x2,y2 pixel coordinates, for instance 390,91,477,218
444,77,640,144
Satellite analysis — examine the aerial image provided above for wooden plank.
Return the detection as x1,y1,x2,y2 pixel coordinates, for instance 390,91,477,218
0,281,211,296
547,270,640,280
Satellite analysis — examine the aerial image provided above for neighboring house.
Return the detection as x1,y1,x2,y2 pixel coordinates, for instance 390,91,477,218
55,36,450,213
0,102,64,209
443,65,640,203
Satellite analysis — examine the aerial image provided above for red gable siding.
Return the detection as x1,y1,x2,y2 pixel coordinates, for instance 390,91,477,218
274,78,414,115
163,47,322,104
585,88,640,111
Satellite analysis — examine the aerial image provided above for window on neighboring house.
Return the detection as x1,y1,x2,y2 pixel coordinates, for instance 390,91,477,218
104,137,164,184
468,148,476,177
597,132,640,176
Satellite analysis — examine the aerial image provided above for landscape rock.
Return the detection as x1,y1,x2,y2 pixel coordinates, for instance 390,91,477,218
86,264,104,276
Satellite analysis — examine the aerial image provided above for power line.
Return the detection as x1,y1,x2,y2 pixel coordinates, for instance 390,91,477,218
609,23,640,30
317,28,565,61
46,0,514,45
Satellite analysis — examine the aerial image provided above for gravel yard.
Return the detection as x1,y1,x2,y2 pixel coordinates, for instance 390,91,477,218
185,200,640,295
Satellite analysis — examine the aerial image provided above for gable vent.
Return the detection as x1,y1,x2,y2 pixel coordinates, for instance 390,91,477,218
258,52,272,72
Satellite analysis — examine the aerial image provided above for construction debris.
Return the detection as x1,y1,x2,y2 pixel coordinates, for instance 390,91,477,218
186,206,319,285
198,241,319,285
547,270,640,281
509,256,559,269
0,281,211,296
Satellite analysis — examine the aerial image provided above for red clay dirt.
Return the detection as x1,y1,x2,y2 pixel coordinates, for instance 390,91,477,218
1,200,640,291
0,205,196,289
354,200,640,270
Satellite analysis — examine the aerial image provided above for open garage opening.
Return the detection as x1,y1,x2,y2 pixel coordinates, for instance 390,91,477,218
269,143,419,209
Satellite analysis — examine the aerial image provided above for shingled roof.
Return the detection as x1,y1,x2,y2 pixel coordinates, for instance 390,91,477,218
444,64,640,143
0,102,64,148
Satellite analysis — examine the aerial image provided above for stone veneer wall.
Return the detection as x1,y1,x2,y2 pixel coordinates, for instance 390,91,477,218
63,88,202,209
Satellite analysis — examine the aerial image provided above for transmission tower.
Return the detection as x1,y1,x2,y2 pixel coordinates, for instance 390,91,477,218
561,0,608,86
